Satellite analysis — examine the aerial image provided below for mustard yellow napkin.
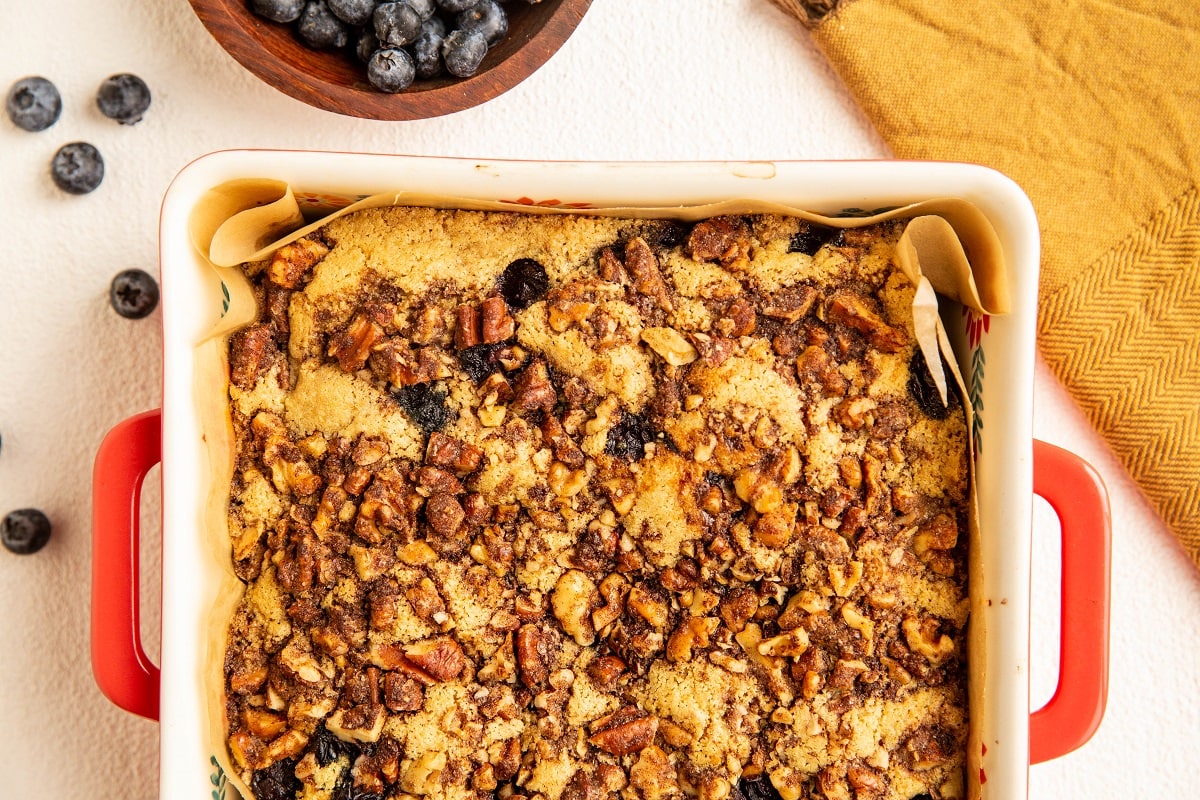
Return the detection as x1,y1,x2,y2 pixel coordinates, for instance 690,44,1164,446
772,0,1200,569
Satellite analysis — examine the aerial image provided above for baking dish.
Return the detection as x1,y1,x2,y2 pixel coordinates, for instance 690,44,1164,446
90,151,1110,800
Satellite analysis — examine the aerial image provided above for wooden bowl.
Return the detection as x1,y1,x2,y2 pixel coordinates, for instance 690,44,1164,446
187,0,592,120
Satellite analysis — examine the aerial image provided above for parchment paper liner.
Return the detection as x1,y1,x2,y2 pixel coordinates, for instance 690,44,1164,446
191,181,1008,800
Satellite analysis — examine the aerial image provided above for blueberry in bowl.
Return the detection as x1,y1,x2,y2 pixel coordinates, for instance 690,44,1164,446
185,0,593,119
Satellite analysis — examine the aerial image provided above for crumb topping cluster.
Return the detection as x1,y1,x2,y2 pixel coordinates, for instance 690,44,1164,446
223,207,969,800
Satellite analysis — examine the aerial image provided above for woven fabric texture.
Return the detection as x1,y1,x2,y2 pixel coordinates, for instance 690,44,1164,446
779,0,1200,568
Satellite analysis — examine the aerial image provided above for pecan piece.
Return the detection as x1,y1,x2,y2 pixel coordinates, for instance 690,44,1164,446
425,431,484,473
268,237,329,289
383,672,425,712
480,295,516,343
624,236,674,311
551,569,599,646
826,290,908,353
328,312,385,372
229,324,281,390
425,493,465,536
455,303,482,350
403,637,466,682
686,216,752,266
513,359,557,412
515,624,552,688
588,707,658,756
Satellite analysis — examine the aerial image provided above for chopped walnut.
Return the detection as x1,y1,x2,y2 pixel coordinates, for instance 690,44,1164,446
588,706,658,755
825,290,908,353
267,236,328,289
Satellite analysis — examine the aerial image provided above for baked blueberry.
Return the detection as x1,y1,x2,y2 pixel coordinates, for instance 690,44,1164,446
110,269,161,319
456,0,507,45
96,73,152,125
367,48,417,92
605,411,657,461
732,777,785,800
250,758,301,800
327,0,376,26
5,76,61,132
1,508,52,555
298,1,351,49
441,27,487,77
497,257,549,310
51,142,104,195
457,343,504,383
250,0,305,23
393,382,453,433
788,222,841,256
907,349,953,420
374,1,422,47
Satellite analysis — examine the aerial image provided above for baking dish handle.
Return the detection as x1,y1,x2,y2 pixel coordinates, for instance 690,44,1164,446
91,409,162,722
1028,439,1111,763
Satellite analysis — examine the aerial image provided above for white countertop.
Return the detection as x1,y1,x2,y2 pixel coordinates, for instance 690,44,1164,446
1,1,1197,798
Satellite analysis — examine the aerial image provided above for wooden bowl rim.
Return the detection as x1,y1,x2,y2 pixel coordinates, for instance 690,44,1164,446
187,0,593,121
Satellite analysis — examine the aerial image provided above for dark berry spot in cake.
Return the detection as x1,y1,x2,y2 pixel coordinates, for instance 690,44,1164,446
907,349,952,420
393,381,453,433
498,258,550,310
458,342,505,383
250,758,301,800
312,723,352,767
788,223,842,256
605,411,656,461
733,776,786,800
650,220,691,250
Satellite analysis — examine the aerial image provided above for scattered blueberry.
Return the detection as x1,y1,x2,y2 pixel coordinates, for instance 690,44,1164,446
498,258,549,310
298,1,350,49
374,1,423,47
110,269,161,319
788,222,841,256
51,142,104,195
368,48,417,92
393,382,453,433
412,25,446,78
1,508,52,555
327,0,376,26
251,0,306,23
96,73,152,125
605,412,657,461
441,27,488,77
436,0,479,13
5,76,61,132
421,13,447,38
457,0,507,46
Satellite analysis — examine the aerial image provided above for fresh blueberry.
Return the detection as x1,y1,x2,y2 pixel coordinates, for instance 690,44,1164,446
51,142,104,195
356,28,381,62
110,269,161,319
250,0,305,23
298,1,350,49
457,0,507,45
437,0,479,13
327,0,376,26
96,73,152,125
411,25,445,78
374,2,422,47
421,13,446,38
1,509,52,555
407,0,436,20
367,48,416,92
6,76,61,132
441,27,488,77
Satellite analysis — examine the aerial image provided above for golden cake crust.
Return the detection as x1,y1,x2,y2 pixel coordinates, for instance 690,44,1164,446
222,207,969,800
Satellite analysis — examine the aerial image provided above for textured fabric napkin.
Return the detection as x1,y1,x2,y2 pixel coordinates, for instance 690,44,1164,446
771,0,1200,569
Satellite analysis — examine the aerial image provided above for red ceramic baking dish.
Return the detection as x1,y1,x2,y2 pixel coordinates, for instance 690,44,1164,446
91,152,1110,800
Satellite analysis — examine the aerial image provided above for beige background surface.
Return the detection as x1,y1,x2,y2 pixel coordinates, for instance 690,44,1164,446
0,1,1196,798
